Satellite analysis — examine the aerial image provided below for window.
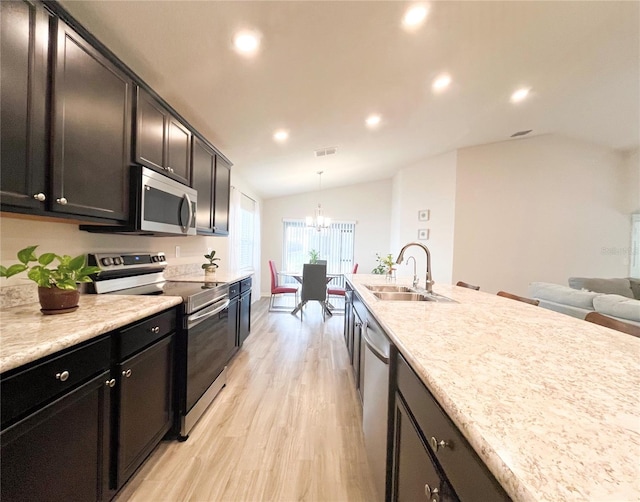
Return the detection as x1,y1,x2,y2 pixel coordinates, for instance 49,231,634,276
282,220,356,287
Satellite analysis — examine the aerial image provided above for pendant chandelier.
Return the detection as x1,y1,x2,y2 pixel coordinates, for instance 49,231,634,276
306,171,331,231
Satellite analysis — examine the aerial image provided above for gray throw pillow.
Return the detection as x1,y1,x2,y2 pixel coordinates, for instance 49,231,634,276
529,282,600,309
568,277,633,298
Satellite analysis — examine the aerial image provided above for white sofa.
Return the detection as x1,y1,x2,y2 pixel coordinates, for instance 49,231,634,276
529,278,640,327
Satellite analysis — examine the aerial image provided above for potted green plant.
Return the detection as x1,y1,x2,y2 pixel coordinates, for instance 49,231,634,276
0,245,101,314
308,249,319,264
372,253,396,276
202,251,220,276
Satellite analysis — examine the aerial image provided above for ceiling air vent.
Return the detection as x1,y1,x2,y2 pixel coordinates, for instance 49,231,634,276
314,146,337,157
510,129,533,138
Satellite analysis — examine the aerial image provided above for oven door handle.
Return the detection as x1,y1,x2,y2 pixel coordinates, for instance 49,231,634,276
187,298,230,328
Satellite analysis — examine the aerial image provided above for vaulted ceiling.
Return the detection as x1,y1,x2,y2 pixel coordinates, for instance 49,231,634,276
60,1,639,199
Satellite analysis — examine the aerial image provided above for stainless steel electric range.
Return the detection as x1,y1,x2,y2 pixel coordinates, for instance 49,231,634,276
88,252,236,439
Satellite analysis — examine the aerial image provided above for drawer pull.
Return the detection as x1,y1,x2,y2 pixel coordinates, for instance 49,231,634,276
122,369,132,378
424,484,440,501
55,371,70,382
150,326,160,334
430,436,450,452
105,379,116,388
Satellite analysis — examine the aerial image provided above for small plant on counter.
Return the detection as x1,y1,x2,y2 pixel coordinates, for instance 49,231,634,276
0,245,101,314
308,249,319,264
0,245,100,289
372,253,396,274
202,251,220,272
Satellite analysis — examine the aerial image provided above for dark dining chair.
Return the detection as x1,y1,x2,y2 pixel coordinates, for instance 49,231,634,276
496,291,539,306
268,260,299,312
300,263,329,320
585,312,640,338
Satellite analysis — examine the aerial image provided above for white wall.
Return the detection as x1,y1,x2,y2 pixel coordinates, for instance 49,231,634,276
261,179,392,296
390,151,457,285
452,134,634,295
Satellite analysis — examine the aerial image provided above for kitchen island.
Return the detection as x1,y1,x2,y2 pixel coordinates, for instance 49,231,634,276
347,274,639,501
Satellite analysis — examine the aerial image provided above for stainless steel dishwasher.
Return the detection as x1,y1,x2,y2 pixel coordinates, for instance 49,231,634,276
362,317,392,501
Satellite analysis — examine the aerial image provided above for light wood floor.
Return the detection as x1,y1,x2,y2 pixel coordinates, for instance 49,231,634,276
115,298,377,502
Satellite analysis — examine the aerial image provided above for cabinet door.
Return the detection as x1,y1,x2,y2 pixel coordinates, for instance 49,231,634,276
192,136,215,233
393,396,457,502
1,370,111,502
228,296,240,353
166,116,191,185
238,291,251,346
0,0,50,211
116,335,174,488
135,87,166,171
52,19,132,221
213,156,231,235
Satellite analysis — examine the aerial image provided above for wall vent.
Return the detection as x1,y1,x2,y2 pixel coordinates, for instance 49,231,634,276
510,129,533,138
315,147,337,157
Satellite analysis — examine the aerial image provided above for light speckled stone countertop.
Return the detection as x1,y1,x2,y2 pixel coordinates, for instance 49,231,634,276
166,271,253,284
0,295,182,374
348,274,640,502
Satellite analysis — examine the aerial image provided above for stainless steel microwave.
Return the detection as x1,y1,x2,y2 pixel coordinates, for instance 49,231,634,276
80,166,197,236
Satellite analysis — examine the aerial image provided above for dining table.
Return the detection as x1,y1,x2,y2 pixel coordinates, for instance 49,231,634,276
279,271,343,316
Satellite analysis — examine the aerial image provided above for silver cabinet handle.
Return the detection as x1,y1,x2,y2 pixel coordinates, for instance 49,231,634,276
150,326,160,334
56,370,70,382
105,379,116,388
33,193,46,201
56,197,68,205
122,369,132,378
430,436,450,452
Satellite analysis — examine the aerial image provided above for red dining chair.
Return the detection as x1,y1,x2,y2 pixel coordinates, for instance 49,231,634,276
327,263,358,311
269,260,299,312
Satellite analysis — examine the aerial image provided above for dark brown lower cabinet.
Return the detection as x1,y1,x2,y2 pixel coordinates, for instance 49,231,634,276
238,290,251,346
393,395,457,502
115,334,174,489
1,370,111,502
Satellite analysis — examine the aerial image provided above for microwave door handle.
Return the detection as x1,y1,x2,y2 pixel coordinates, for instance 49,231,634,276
181,193,194,233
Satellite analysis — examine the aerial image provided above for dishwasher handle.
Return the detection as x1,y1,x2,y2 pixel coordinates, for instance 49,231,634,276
362,322,390,364
187,298,230,328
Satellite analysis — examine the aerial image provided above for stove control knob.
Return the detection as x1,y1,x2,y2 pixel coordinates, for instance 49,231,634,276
159,255,166,262
100,257,113,267
151,256,159,262
113,257,123,265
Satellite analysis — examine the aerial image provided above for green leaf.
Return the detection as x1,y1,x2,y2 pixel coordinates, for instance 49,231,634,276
38,253,56,266
17,245,38,265
55,279,77,290
27,266,51,287
0,264,28,278
69,254,86,271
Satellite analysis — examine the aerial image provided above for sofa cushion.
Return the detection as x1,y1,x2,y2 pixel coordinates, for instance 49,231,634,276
568,277,633,298
593,295,640,323
529,282,600,310
629,278,640,300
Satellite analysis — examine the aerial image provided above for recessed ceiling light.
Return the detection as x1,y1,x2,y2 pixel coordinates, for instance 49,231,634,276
365,114,382,128
402,4,429,29
233,30,260,55
273,129,289,142
432,73,452,92
510,87,531,103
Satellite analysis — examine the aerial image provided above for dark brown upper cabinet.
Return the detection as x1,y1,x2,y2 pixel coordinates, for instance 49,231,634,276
51,17,132,222
0,0,51,211
135,86,191,186
191,136,230,235
213,156,231,235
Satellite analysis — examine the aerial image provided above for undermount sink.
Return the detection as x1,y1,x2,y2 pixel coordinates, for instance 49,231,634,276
372,291,431,301
365,285,412,292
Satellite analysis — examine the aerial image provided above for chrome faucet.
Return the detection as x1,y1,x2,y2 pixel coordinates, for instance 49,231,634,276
406,256,418,288
396,242,434,293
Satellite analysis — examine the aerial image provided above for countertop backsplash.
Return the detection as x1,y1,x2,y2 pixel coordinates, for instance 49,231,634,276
0,284,38,309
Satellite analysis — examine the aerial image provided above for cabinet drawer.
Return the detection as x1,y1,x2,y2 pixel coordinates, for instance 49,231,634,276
240,277,252,293
229,282,240,299
396,354,509,501
1,336,110,428
117,308,177,360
